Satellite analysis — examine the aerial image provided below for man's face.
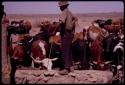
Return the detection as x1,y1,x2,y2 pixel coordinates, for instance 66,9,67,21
59,6,64,11
59,5,68,11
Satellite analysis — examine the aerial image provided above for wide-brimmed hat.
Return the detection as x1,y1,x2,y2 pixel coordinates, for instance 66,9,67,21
58,1,69,7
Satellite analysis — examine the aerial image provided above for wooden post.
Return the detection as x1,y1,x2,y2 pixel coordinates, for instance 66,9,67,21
1,12,11,84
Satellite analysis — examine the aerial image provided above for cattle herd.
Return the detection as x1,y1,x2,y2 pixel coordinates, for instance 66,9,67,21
3,18,124,83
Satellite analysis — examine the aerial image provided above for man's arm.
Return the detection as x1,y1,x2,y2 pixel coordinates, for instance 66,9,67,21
72,16,78,25
72,16,78,32
55,21,64,35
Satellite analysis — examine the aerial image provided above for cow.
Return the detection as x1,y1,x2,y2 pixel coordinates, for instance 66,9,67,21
30,39,48,68
49,35,64,70
93,19,112,29
38,21,65,70
92,18,124,73
72,29,90,70
7,20,32,84
7,20,32,47
9,20,62,69
9,36,28,84
102,18,123,64
87,25,107,70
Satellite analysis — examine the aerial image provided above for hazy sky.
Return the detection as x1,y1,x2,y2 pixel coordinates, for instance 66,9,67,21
3,1,124,14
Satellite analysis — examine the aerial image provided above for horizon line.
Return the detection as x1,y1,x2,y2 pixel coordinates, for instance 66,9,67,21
7,11,123,15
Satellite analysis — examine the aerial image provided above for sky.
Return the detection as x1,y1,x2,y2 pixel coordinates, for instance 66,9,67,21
3,1,124,14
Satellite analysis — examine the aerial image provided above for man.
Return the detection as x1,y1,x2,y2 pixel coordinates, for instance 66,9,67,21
56,1,78,75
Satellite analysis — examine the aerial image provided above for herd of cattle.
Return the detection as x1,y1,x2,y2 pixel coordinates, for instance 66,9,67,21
5,18,124,75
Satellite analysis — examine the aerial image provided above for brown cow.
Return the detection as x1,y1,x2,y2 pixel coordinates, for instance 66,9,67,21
90,38,104,70
49,35,61,45
104,18,123,34
9,34,32,67
31,40,48,61
87,25,106,70
10,43,26,84
72,29,91,70
22,20,32,34
12,45,25,63
40,21,61,36
17,34,49,68
88,25,106,41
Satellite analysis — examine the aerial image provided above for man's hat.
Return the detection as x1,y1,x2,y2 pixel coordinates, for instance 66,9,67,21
58,1,69,7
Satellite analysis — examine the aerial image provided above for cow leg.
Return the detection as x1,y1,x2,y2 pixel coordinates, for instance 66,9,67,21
10,58,19,84
79,41,90,70
31,60,34,68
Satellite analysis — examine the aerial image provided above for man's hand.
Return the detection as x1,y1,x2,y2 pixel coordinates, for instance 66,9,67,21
56,32,60,36
72,16,78,27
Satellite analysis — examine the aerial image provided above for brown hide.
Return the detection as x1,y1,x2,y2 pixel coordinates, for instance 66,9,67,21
24,20,32,33
49,35,61,45
90,39,104,70
31,40,48,60
88,26,105,42
12,45,25,62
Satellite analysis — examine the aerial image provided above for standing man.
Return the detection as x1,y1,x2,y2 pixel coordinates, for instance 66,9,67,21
56,1,78,75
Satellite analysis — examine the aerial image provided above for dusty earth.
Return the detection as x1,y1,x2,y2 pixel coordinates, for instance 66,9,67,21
15,69,113,84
